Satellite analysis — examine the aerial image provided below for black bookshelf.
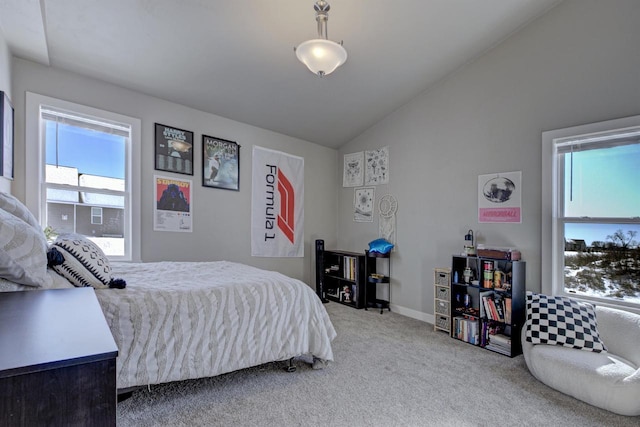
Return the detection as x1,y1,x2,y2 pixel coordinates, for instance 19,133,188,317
319,249,366,309
450,255,525,357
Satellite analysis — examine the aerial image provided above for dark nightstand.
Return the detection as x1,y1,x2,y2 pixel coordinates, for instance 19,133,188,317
0,287,118,426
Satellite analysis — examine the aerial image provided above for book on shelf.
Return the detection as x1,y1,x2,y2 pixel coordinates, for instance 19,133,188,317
454,317,479,345
481,292,507,323
504,297,512,324
483,329,512,353
481,322,504,343
481,291,499,321
342,256,357,281
485,343,511,356
493,294,505,322
480,291,493,319
488,333,511,347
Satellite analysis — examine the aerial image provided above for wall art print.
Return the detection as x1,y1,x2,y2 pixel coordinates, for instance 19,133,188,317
365,146,389,185
354,187,375,222
153,175,193,232
343,151,364,187
478,171,522,223
202,135,240,191
155,123,194,175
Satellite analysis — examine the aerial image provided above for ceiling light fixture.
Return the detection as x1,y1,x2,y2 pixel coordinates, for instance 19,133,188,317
294,0,347,77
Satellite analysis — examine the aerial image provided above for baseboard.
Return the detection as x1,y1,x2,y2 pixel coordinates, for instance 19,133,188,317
389,303,434,325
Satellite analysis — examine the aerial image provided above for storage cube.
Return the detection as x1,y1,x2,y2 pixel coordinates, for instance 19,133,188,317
435,270,450,287
436,315,450,331
435,285,449,301
435,299,450,315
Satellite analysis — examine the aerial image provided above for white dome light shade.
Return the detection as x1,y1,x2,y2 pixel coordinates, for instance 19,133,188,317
295,39,347,77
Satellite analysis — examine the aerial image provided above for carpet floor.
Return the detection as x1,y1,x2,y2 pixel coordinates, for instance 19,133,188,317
117,301,638,426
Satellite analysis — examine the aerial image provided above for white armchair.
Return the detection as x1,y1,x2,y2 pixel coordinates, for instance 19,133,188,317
522,305,640,416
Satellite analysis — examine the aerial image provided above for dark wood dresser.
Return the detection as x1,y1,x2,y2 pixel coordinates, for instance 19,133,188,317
0,287,118,426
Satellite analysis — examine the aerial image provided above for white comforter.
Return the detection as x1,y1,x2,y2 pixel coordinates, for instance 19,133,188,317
95,261,336,389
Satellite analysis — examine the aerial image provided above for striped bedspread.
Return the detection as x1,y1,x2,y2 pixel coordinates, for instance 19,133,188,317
95,261,336,389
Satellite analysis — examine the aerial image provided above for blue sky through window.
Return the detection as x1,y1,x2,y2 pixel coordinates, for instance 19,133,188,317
45,121,125,179
563,143,640,247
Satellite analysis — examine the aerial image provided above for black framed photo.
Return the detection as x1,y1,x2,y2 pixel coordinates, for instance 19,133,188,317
0,91,14,180
202,135,240,191
155,123,194,175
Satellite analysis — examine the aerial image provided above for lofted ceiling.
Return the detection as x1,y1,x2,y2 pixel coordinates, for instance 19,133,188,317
0,0,562,148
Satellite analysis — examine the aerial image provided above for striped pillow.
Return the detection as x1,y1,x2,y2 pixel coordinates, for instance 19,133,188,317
0,209,49,287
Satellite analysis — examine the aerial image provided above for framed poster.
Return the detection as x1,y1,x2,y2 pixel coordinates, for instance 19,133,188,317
154,123,194,175
365,146,389,185
153,175,193,232
354,187,375,222
202,135,240,191
343,151,364,187
478,171,522,223
0,91,14,179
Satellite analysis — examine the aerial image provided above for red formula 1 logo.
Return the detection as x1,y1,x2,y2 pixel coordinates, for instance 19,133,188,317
277,170,295,244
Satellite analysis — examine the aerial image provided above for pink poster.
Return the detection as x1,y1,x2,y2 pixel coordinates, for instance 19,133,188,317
478,171,522,223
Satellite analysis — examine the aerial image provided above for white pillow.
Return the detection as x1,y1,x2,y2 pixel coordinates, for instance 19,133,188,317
0,209,49,287
0,191,41,230
49,233,116,289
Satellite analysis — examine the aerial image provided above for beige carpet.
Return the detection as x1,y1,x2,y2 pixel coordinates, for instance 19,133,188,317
117,301,637,426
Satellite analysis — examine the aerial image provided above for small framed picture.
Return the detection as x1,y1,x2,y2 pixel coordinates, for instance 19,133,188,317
354,187,375,222
343,151,363,187
0,91,14,180
154,123,194,175
202,135,240,191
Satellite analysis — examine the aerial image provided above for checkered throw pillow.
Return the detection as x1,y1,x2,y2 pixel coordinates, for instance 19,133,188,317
525,292,606,352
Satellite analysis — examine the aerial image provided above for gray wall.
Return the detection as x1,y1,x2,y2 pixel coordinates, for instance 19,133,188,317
11,59,338,284
6,0,639,321
0,33,11,194
337,0,640,321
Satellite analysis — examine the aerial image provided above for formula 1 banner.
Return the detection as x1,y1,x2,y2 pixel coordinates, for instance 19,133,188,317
251,146,304,257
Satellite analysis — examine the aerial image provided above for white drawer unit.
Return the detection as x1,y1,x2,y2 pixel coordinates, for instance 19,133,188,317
434,268,451,333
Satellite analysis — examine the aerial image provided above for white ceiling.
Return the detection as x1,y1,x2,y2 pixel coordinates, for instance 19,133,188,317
0,0,562,148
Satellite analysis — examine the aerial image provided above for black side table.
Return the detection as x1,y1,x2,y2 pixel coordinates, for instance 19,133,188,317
0,288,118,426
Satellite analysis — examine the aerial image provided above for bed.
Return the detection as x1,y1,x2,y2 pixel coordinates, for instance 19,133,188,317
0,192,336,390
99,260,336,389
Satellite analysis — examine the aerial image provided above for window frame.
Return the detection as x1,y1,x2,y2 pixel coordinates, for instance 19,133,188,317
25,92,141,262
542,114,640,314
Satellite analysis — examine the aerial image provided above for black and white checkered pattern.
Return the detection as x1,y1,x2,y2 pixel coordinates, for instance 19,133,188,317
525,292,606,352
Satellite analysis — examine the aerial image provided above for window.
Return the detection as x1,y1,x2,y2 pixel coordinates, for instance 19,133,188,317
26,93,141,261
91,207,103,225
542,116,640,311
